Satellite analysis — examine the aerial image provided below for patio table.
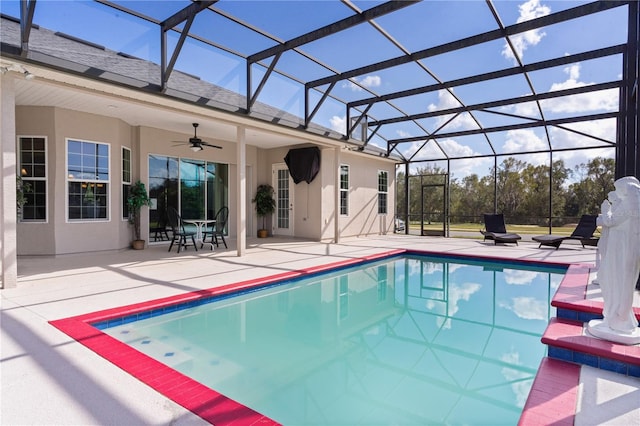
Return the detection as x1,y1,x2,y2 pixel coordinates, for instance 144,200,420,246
183,219,216,250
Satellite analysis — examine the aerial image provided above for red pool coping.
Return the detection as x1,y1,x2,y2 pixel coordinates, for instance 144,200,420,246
518,357,581,426
521,259,640,425
49,249,583,425
518,263,594,426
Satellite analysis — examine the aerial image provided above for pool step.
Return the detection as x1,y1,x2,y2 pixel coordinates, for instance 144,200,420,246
542,317,640,377
518,357,580,426
541,264,640,376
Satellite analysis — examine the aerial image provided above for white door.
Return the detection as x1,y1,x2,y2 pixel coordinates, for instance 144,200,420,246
272,164,294,236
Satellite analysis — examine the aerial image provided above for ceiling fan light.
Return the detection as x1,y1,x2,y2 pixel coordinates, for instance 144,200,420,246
190,145,203,152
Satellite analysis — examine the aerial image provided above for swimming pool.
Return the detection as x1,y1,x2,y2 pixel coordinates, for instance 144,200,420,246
53,251,567,425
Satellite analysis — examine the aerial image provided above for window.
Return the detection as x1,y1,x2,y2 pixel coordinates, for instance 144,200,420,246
378,170,388,214
122,147,131,220
67,139,109,221
340,164,349,215
18,136,47,221
148,155,228,241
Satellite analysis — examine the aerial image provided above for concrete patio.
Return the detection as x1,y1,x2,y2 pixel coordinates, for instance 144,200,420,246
1,234,639,425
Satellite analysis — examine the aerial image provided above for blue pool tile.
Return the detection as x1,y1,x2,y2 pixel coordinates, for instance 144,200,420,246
577,312,601,322
149,309,163,318
121,316,138,325
599,358,629,375
107,318,123,327
556,308,577,320
574,351,599,368
138,311,152,320
548,346,573,362
628,364,640,378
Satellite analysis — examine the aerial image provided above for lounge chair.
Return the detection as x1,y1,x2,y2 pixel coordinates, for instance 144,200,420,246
480,213,522,245
532,214,598,249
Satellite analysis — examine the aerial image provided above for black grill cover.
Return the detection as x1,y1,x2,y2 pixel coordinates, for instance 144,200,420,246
284,147,321,184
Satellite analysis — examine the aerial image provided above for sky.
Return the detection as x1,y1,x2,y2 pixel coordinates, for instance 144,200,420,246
1,0,627,179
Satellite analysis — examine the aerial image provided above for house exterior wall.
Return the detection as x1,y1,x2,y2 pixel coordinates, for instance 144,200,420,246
260,145,396,241
15,107,395,255
15,106,56,255
334,151,396,239
16,106,133,255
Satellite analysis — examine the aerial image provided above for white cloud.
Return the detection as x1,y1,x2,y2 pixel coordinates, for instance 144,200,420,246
510,63,618,117
540,63,619,113
501,0,550,64
503,128,545,151
428,90,477,131
439,138,477,157
500,351,533,407
330,115,346,133
437,138,491,177
499,296,548,320
504,270,539,285
401,140,445,161
341,75,382,92
438,281,481,329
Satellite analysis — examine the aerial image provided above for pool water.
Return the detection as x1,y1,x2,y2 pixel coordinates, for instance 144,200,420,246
102,254,565,425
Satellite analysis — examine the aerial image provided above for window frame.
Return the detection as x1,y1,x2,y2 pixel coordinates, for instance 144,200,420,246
17,135,48,222
339,164,349,216
122,146,131,221
66,138,111,222
378,170,388,215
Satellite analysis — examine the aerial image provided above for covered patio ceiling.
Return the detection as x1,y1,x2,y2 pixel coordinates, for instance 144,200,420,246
0,0,638,173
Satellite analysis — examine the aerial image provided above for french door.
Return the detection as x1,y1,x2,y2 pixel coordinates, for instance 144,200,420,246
272,164,294,236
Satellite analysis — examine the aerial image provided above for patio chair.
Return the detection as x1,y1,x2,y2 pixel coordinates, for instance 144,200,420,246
480,213,522,245
203,206,229,249
150,209,170,242
532,214,598,249
167,206,198,253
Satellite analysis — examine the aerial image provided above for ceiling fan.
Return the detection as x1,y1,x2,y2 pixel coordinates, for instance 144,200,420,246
175,123,222,152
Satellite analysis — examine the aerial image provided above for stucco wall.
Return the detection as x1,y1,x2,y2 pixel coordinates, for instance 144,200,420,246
334,150,396,239
15,106,56,255
15,106,395,254
15,108,260,254
261,145,396,241
16,106,133,255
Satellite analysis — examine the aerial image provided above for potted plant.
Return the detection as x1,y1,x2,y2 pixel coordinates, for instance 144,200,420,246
127,180,151,249
252,184,276,238
16,174,32,216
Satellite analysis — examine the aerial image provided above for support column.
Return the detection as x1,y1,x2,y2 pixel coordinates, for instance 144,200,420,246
334,146,340,244
617,0,639,179
1,73,18,289
236,126,246,256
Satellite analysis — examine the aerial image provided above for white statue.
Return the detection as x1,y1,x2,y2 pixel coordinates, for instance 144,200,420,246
587,176,640,345
591,191,617,285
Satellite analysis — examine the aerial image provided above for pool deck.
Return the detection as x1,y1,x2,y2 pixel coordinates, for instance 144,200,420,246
2,234,639,425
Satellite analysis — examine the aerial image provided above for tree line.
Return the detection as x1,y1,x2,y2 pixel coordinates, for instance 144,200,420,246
396,157,615,226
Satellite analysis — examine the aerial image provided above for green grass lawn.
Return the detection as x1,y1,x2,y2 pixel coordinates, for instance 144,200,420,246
411,222,593,236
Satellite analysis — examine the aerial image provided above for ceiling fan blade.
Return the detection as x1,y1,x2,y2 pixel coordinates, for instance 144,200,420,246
201,142,223,149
